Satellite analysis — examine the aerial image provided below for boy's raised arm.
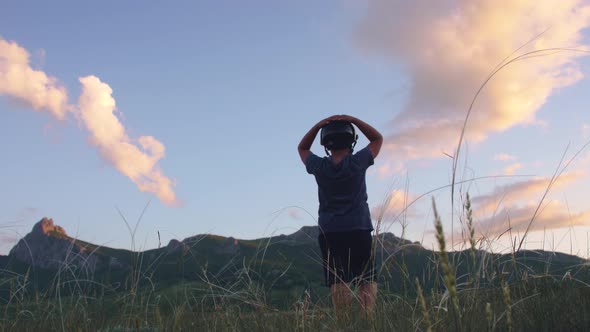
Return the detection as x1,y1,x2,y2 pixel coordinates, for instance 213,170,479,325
343,115,383,158
298,116,338,163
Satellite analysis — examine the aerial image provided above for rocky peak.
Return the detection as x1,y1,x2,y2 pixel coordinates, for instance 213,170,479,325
9,217,98,271
166,239,188,254
32,217,68,237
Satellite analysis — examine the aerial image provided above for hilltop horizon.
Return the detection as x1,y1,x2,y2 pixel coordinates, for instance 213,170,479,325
2,216,588,261
1,217,417,256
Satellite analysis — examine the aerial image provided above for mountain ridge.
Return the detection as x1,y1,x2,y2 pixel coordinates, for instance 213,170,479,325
1,217,588,298
2,218,421,265
1,217,587,266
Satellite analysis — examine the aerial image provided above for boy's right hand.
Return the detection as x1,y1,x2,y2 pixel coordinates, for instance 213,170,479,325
315,115,338,129
315,115,352,129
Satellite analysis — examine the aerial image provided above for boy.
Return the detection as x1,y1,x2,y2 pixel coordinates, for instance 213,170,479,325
298,114,383,318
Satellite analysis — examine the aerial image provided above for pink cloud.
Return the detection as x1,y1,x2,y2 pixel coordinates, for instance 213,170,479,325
456,170,589,240
0,38,69,119
474,201,590,237
355,0,590,163
494,153,517,162
372,189,421,224
471,171,583,214
503,162,523,175
78,76,179,206
0,39,180,206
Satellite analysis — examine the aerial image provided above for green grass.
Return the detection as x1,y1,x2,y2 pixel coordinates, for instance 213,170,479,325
1,276,589,331
2,216,590,332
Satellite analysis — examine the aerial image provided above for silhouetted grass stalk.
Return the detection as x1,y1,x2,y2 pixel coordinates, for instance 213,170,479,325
415,277,432,332
501,278,513,332
432,198,462,330
485,302,493,332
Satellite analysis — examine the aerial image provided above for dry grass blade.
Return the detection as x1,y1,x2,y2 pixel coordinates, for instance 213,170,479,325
416,278,433,332
517,138,590,251
433,198,462,330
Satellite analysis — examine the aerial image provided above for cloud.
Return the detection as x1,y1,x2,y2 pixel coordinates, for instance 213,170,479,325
372,189,421,223
474,200,590,237
494,153,517,162
0,38,69,119
471,171,583,213
0,37,179,206
374,162,405,178
78,76,178,206
503,162,523,175
463,170,588,238
356,0,590,162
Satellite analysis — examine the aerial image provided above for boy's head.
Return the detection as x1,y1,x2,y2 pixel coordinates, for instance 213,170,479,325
320,120,358,154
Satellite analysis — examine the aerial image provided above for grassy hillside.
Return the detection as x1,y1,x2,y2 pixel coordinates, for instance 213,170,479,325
1,222,590,331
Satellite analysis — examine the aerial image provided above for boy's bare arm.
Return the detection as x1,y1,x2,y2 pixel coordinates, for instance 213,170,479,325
298,116,339,163
342,115,383,158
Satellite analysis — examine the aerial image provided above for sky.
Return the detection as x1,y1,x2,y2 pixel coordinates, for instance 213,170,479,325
2,0,590,258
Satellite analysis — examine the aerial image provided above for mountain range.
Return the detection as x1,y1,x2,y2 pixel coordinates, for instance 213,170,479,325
1,217,588,304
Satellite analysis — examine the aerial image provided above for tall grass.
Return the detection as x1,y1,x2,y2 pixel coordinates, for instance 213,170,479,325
2,191,590,331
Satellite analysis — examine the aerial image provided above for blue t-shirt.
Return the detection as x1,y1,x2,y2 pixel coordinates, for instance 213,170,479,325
305,146,374,233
